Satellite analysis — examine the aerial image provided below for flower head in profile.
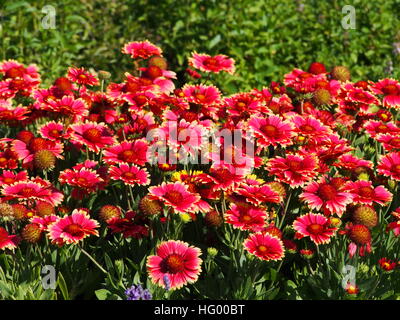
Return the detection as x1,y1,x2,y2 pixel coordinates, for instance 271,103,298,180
343,180,392,206
0,227,20,250
47,209,99,245
1,179,64,206
370,78,400,109
122,41,162,59
189,52,235,74
377,151,400,181
147,240,202,290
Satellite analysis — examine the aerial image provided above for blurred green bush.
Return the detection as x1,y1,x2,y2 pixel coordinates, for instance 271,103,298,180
1,0,400,93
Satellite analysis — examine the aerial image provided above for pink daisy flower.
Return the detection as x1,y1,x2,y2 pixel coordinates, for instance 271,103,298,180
108,164,150,186
266,154,318,187
224,92,268,119
0,105,30,121
148,182,200,213
377,152,400,181
188,52,235,74
12,137,64,165
67,67,99,86
1,180,64,206
284,69,325,93
208,163,246,190
69,122,115,153
146,240,202,290
0,227,19,250
39,121,67,141
243,233,285,261
290,115,332,140
334,154,373,172
300,177,354,216
47,96,88,120
237,184,281,205
31,215,58,231
103,139,148,166
363,120,400,138
345,84,379,105
0,60,39,81
343,180,392,205
47,209,99,245
182,84,221,105
376,133,400,152
248,115,294,148
225,203,268,232
370,78,400,109
0,170,28,186
122,41,162,59
59,168,104,193
293,213,337,245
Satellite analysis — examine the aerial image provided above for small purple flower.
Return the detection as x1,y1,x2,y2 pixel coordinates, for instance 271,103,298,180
125,284,152,300
163,274,171,291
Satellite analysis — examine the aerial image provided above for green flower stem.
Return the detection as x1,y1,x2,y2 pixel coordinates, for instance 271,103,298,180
79,246,107,274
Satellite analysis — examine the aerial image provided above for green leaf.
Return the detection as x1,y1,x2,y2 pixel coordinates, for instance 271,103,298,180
95,289,112,300
57,272,69,300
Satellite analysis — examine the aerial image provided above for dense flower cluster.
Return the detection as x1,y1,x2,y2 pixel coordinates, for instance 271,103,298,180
1,41,400,298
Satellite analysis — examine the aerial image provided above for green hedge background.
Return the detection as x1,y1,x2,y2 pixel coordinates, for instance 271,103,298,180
1,0,400,93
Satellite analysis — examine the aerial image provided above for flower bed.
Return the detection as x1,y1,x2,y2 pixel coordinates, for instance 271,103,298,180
0,41,399,300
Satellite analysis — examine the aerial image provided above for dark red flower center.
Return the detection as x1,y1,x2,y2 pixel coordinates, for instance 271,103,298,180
358,186,374,198
391,164,400,174
3,177,14,184
240,214,252,223
122,172,135,179
195,93,206,102
390,137,400,147
376,124,389,133
29,138,49,152
318,184,337,201
236,101,247,110
299,72,313,80
20,187,36,197
382,84,399,95
118,150,136,163
5,66,25,78
204,57,218,67
163,254,185,274
64,223,84,237
83,128,102,143
164,190,184,204
257,245,268,253
287,159,302,171
300,124,315,133
354,92,368,100
260,124,278,137
77,177,88,184
306,223,324,235
49,129,61,138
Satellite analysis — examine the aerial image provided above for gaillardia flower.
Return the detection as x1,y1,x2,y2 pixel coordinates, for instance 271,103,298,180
147,240,202,290
293,213,337,245
243,232,285,261
47,209,99,245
